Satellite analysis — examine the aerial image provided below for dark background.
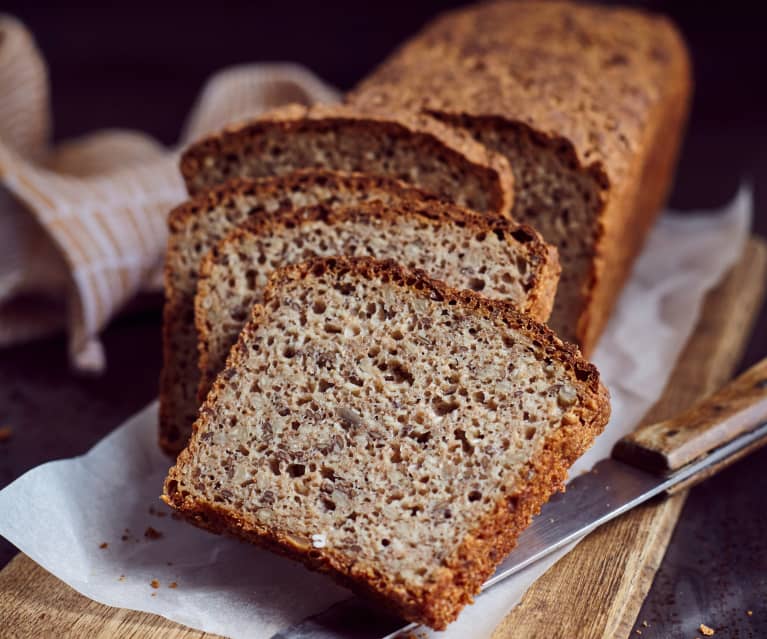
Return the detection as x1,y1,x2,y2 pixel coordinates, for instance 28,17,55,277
1,2,765,637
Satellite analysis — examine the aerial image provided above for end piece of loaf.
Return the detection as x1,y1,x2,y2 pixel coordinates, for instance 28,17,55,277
164,256,610,629
350,0,692,353
179,103,514,217
195,199,560,403
161,169,459,455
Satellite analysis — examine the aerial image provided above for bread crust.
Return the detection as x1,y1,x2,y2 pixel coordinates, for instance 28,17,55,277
350,0,692,354
164,256,610,629
179,102,514,217
160,169,485,454
193,197,561,403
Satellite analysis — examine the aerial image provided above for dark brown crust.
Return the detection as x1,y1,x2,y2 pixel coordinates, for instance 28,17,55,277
159,169,477,455
193,197,561,403
349,1,692,355
178,102,514,217
164,256,610,629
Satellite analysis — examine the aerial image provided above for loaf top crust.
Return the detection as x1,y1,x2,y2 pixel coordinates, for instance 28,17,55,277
351,0,692,186
179,102,514,216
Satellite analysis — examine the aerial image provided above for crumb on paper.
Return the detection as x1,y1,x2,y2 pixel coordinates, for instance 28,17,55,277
118,575,125,582
144,526,163,540
99,542,108,549
169,581,178,589
700,624,715,636
148,504,167,518
311,533,327,548
151,593,157,597
150,579,160,589
0,425,13,442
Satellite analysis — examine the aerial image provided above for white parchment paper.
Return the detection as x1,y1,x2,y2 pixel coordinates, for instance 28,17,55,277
0,189,752,639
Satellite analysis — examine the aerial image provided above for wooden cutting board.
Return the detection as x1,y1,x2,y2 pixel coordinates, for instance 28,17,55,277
1,238,765,639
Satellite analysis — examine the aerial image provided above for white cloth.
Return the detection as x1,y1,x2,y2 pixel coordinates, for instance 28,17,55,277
0,191,751,639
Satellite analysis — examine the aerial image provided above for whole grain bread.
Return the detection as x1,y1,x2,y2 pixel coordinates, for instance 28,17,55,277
350,0,692,353
194,199,560,403
179,102,514,217
163,256,610,629
161,169,471,455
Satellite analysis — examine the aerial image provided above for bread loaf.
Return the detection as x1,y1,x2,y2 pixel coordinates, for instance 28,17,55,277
195,199,559,402
161,170,461,454
179,103,514,217
350,0,692,352
164,256,610,629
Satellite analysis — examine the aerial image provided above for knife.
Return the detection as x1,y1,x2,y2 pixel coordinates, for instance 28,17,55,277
272,357,767,639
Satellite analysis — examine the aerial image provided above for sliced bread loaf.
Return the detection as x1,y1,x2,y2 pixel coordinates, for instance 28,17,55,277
350,1,691,352
179,103,514,217
163,256,610,629
160,169,454,455
195,200,559,403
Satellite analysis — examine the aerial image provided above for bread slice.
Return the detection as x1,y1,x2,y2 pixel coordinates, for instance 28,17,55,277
163,256,610,629
195,199,560,403
179,103,514,217
160,169,460,455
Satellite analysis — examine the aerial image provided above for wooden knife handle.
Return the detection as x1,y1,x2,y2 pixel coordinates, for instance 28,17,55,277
613,357,767,475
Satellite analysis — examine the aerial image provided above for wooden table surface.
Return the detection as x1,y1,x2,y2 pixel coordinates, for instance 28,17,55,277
1,1,766,637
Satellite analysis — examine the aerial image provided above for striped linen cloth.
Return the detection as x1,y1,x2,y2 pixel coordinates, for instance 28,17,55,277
0,15,339,372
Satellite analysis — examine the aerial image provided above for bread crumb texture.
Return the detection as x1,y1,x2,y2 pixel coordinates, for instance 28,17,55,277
160,169,515,456
164,257,609,628
195,199,558,403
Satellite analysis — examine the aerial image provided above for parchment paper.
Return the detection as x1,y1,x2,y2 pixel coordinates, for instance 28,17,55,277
0,189,751,638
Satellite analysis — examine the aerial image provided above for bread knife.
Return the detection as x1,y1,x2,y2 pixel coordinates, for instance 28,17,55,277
271,357,767,639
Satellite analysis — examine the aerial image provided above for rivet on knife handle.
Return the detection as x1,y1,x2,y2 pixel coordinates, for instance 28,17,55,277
613,357,767,474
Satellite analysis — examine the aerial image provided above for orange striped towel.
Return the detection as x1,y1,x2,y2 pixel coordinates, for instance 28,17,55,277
0,16,339,372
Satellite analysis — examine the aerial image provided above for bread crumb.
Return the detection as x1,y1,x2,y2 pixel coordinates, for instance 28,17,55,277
99,542,108,549
643,621,649,627
121,535,129,541
700,624,715,636
635,630,641,635
118,575,125,582
151,592,157,597
169,582,178,589
0,426,13,442
144,526,163,540
150,579,160,589
747,610,753,616
312,533,327,548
